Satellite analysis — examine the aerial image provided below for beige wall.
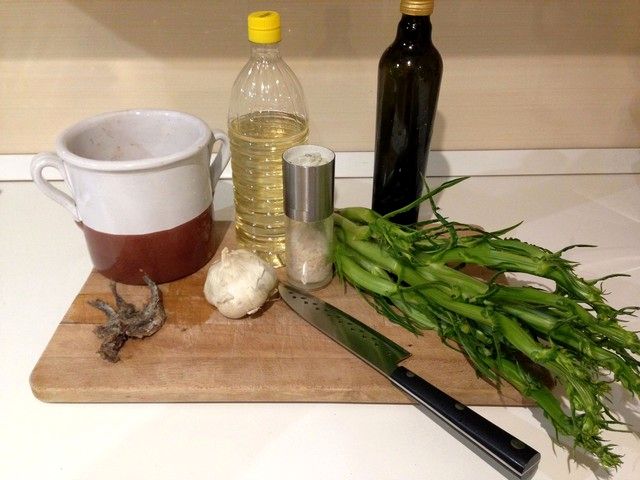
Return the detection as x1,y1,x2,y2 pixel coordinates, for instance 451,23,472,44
1,0,638,154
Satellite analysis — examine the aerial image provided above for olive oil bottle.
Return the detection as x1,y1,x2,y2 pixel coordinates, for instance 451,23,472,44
372,0,443,224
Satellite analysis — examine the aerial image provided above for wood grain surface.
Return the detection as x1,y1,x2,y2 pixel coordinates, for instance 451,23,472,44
30,221,532,405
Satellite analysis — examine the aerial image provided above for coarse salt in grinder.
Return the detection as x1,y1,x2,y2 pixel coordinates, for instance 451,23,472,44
283,145,335,290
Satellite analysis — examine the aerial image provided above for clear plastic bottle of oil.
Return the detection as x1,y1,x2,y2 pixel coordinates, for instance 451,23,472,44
228,11,309,267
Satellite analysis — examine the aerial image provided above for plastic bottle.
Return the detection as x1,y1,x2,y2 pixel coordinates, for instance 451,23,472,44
228,11,309,267
372,0,443,224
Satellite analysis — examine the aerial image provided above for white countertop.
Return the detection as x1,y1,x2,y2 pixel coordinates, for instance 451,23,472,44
1,173,639,480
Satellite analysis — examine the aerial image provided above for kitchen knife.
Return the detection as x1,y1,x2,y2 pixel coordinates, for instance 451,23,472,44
279,283,540,480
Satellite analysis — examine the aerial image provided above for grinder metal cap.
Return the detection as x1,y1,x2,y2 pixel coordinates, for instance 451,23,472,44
283,145,335,223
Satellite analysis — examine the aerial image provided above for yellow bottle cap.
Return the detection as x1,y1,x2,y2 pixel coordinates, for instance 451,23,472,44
400,0,434,16
248,11,281,44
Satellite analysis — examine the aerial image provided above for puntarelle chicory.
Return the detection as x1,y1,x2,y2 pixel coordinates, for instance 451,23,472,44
333,177,639,469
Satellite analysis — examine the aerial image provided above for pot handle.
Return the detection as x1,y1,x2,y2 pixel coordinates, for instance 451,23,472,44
30,152,80,222
209,129,231,188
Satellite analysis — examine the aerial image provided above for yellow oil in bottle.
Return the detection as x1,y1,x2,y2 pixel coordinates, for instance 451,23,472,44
229,110,309,267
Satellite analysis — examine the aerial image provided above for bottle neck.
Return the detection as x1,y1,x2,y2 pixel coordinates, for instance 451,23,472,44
395,14,432,45
250,42,281,59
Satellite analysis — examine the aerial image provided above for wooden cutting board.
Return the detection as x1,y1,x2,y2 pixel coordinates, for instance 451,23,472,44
30,221,532,406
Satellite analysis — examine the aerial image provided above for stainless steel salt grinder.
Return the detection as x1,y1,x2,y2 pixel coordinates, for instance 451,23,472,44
283,145,335,290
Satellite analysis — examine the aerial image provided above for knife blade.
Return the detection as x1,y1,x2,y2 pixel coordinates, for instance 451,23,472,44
279,283,540,480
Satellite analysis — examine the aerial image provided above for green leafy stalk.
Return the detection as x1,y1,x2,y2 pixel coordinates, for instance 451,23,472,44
333,177,638,469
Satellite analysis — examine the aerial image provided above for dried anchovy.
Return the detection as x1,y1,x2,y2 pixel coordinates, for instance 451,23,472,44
89,275,166,362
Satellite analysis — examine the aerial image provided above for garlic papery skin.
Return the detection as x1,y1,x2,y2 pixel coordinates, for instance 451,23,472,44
203,248,278,319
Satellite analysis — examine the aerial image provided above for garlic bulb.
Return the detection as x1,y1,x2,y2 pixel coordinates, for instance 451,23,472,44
203,248,278,319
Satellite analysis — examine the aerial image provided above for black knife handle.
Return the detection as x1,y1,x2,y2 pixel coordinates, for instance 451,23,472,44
390,366,540,479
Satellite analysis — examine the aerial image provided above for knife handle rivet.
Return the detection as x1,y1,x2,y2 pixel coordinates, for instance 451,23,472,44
510,438,526,450
405,371,415,378
454,402,465,411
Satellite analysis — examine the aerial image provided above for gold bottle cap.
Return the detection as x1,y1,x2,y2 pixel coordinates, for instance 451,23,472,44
400,0,434,16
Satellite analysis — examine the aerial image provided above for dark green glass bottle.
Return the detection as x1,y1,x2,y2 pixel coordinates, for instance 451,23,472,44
372,0,443,224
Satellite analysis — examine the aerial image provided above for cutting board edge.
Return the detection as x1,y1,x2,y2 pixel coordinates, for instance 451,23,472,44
30,360,533,406
29,383,530,407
